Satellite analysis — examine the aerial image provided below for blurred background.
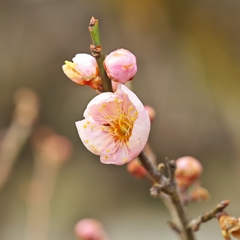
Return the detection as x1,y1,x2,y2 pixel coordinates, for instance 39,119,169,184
0,0,240,239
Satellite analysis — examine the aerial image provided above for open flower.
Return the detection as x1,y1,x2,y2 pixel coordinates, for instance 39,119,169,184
76,84,150,165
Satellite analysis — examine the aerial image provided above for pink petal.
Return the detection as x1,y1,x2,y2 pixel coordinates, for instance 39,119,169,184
100,143,130,165
76,119,117,155
128,108,151,159
115,84,145,113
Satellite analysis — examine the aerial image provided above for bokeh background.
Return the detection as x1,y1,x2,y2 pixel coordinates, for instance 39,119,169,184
1,0,240,239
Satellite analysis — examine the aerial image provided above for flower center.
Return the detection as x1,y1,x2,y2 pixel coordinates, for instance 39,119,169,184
99,99,137,144
110,114,133,141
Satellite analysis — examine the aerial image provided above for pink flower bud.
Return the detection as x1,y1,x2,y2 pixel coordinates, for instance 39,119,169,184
175,156,202,189
144,105,156,122
104,48,137,83
62,53,102,90
190,186,210,202
75,219,108,240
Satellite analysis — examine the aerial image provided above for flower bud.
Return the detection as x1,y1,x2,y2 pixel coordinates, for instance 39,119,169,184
190,186,210,202
62,53,102,90
144,105,156,122
104,48,137,83
175,156,202,189
75,219,108,240
127,158,147,179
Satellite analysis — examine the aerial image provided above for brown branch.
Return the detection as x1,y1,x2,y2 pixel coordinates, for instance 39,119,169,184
168,221,181,235
138,151,162,182
188,200,230,231
165,157,176,182
138,152,195,240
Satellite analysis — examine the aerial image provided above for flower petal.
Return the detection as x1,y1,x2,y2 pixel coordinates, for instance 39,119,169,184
115,84,145,113
128,107,151,159
100,143,129,165
76,119,117,155
83,93,118,124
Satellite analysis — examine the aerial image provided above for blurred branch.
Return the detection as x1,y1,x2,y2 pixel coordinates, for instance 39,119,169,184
0,88,39,191
25,153,58,240
188,200,230,231
89,17,113,92
25,132,72,240
138,151,195,240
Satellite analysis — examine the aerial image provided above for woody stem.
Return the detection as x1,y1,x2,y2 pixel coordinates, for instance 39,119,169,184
138,151,195,240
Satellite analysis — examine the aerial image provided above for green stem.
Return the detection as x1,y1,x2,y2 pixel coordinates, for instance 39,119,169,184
88,17,113,92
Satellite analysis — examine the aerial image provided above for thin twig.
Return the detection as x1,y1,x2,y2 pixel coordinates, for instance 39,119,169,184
0,88,39,191
188,200,230,231
25,153,59,240
138,151,162,182
165,157,176,182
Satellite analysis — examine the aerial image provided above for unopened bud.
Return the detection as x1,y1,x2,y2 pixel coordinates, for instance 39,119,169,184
75,219,108,240
144,105,156,122
175,156,202,189
127,158,147,179
62,53,102,90
190,186,210,202
104,48,137,83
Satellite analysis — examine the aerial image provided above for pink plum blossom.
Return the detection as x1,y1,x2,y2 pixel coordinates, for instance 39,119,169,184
104,48,137,83
62,53,102,90
76,84,150,165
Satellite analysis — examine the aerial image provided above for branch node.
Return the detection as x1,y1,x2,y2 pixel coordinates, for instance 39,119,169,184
90,45,102,56
150,185,161,198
